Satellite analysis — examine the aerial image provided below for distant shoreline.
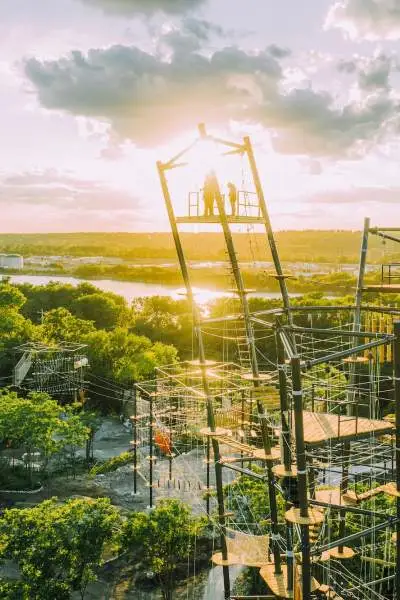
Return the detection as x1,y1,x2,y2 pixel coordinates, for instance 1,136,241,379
0,263,378,296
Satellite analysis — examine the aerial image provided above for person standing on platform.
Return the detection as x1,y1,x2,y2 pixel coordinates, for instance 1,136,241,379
227,182,237,216
203,172,217,217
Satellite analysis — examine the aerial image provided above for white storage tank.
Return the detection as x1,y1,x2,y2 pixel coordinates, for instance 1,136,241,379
3,254,24,270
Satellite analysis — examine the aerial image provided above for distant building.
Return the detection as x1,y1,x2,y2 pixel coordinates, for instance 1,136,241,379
0,254,24,270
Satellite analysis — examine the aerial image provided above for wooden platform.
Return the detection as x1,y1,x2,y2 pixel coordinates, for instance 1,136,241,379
296,411,394,447
362,284,400,293
176,215,264,224
259,564,320,599
315,488,357,506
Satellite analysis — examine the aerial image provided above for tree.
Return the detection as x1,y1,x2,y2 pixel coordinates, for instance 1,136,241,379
40,307,95,342
224,467,285,533
0,284,26,310
0,497,121,600
83,328,178,384
121,499,205,600
72,293,123,329
0,390,89,487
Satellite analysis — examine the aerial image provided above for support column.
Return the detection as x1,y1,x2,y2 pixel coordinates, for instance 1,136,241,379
347,217,370,416
149,392,154,509
393,321,400,599
212,171,282,574
291,357,311,600
338,442,351,554
133,384,138,496
276,327,294,591
244,136,293,329
158,162,230,598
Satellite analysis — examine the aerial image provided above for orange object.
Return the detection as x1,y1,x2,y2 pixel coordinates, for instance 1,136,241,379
154,429,172,455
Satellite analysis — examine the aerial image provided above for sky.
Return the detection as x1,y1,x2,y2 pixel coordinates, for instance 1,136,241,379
1,0,400,232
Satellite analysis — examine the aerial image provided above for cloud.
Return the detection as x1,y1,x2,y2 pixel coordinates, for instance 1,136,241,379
307,186,400,204
24,44,282,146
326,0,400,40
338,54,393,90
0,170,141,211
80,0,206,16
24,40,397,158
261,88,395,158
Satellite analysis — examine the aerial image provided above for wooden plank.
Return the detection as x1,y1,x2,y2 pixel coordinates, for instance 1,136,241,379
296,411,394,447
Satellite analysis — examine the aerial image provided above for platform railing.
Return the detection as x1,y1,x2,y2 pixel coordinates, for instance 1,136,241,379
187,190,259,218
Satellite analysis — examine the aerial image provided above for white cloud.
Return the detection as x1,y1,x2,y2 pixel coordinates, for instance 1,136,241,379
24,37,398,159
326,0,400,40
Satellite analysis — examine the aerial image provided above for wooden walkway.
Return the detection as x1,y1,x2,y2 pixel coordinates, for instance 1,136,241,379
297,411,394,447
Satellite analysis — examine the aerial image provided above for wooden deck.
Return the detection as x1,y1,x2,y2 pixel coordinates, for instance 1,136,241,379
296,411,394,447
362,284,400,293
176,215,264,224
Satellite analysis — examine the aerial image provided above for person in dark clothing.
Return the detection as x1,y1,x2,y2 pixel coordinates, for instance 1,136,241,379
227,182,237,216
203,172,216,216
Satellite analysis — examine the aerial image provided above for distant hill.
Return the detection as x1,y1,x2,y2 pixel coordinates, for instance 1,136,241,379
0,231,397,264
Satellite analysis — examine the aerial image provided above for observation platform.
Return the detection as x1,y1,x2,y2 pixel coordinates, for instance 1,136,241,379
295,411,394,447
175,215,264,224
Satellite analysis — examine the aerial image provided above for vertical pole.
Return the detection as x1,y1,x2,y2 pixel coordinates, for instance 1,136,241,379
291,356,311,600
149,393,154,509
276,327,294,591
338,442,351,554
206,436,211,515
157,162,230,598
393,321,400,598
348,217,370,416
244,136,293,329
212,171,282,574
133,384,138,496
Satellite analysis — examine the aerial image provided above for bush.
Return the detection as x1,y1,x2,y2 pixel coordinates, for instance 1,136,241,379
89,451,134,477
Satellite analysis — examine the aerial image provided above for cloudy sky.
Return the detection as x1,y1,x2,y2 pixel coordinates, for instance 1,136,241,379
1,0,400,232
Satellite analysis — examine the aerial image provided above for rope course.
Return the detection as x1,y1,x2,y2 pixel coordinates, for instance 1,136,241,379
82,130,399,600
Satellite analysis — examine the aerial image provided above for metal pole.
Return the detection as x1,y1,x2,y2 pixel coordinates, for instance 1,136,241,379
243,136,293,328
291,356,311,600
149,393,154,509
133,384,138,495
393,321,400,599
338,442,351,554
347,217,370,416
212,171,282,574
157,161,230,598
206,435,211,516
276,326,294,591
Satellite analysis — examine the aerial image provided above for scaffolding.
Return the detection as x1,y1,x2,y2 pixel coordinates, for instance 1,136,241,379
13,341,88,401
133,124,400,600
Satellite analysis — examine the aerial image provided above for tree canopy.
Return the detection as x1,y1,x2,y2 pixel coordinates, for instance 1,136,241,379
0,497,121,599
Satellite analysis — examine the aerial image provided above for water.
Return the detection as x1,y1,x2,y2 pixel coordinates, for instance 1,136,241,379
6,274,295,307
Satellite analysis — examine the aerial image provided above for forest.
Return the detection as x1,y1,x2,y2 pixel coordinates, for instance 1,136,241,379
0,230,399,263
0,280,398,598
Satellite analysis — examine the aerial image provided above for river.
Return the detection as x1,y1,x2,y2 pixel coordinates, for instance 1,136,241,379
6,274,296,307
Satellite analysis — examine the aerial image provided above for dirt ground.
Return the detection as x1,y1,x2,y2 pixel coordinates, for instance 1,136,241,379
0,417,239,599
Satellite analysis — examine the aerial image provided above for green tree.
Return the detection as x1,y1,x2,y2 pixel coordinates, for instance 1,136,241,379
0,497,121,600
83,328,178,384
40,307,96,342
72,293,123,329
0,391,89,487
0,284,26,310
121,499,205,600
224,467,285,533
